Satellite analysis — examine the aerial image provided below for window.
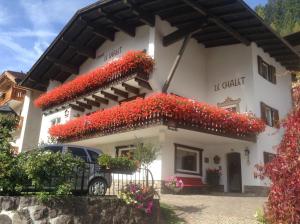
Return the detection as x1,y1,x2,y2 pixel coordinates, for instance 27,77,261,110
116,145,135,159
50,117,61,126
88,150,100,163
261,102,279,127
68,147,88,162
258,56,276,84
174,144,203,175
264,152,275,164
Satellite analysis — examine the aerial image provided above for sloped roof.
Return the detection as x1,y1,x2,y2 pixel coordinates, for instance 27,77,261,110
21,0,300,91
285,31,300,48
0,71,25,84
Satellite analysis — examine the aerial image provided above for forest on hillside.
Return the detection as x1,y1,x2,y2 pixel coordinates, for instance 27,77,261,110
255,0,300,36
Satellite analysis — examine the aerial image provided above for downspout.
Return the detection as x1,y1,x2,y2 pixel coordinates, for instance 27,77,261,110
162,34,191,93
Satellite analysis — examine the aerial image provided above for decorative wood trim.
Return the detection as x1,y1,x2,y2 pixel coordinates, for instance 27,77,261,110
101,91,118,102
122,83,140,95
217,97,241,112
111,87,128,98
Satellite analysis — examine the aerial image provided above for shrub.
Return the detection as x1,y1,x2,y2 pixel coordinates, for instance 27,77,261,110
21,149,83,199
0,115,24,195
256,86,300,223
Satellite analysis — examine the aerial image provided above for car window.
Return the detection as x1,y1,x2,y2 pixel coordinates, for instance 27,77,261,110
68,147,88,162
87,150,100,163
44,146,63,153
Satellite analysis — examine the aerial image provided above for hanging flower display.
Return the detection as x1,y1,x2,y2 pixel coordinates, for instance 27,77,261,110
49,93,265,141
34,51,155,110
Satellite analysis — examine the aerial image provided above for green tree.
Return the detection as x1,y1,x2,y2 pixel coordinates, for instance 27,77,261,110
255,0,300,36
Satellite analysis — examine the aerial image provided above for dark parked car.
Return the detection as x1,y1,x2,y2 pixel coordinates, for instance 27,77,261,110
41,144,112,196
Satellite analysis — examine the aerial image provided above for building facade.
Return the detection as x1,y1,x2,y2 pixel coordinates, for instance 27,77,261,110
21,0,300,194
0,71,42,152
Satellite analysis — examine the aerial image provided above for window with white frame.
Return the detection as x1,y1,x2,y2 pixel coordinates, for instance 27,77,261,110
261,102,279,127
116,145,136,159
174,144,203,175
50,117,61,126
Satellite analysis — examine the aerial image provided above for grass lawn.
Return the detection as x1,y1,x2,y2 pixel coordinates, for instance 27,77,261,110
160,203,186,224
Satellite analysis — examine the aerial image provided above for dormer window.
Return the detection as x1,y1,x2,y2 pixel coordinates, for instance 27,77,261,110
258,56,276,84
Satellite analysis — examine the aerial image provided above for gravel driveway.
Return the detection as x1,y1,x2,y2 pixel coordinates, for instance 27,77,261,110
160,193,266,224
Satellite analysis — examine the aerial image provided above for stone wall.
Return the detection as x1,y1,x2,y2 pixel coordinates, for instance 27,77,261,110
0,196,159,224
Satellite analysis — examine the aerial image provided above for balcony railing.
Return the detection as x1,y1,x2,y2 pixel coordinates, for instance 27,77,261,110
0,86,26,106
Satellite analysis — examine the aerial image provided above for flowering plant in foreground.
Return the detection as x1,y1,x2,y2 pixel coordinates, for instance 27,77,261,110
164,176,184,193
119,183,158,214
255,85,300,224
34,50,154,109
49,93,265,141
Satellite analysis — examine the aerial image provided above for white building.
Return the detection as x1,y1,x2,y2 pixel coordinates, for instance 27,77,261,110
21,0,300,195
0,71,42,152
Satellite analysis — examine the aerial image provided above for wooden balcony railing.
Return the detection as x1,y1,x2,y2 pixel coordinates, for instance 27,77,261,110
0,86,26,106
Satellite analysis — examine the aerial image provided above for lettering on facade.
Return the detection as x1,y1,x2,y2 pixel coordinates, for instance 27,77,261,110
214,76,246,92
102,46,122,61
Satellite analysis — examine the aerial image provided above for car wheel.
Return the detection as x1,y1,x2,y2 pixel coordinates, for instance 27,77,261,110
88,178,107,196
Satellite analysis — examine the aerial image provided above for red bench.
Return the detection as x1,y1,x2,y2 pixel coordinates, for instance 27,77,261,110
175,176,203,188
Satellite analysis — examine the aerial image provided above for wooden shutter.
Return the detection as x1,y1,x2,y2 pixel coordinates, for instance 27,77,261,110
260,102,267,123
273,109,280,128
257,56,263,75
269,65,277,84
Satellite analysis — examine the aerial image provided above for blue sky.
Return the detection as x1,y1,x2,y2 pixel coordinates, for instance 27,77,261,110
0,0,267,74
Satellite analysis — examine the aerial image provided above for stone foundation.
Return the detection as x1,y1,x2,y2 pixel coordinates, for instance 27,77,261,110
0,196,159,224
244,185,269,196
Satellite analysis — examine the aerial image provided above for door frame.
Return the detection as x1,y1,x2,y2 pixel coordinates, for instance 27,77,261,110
226,152,242,193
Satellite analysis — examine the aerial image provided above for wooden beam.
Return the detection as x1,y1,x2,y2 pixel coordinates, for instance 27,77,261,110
119,93,146,103
76,101,92,110
162,35,190,93
123,0,155,26
70,104,85,112
111,87,128,98
101,91,118,101
46,56,79,74
163,22,206,46
122,83,140,95
92,94,109,104
98,9,135,37
181,0,250,46
135,77,152,90
77,17,115,41
84,98,100,107
61,38,96,58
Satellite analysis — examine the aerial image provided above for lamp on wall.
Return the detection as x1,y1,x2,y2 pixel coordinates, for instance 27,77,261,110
244,147,250,164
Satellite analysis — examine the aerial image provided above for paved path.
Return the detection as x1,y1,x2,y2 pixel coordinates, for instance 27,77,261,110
160,193,266,224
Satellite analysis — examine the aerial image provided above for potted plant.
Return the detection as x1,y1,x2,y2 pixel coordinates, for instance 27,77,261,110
206,168,221,186
98,154,138,174
164,176,184,194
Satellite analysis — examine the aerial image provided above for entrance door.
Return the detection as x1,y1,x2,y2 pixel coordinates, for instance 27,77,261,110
227,152,242,192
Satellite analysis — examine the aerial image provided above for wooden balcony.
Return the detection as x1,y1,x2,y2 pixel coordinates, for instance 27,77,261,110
0,86,26,106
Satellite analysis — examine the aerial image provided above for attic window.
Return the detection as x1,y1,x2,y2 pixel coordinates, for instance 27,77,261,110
257,56,276,84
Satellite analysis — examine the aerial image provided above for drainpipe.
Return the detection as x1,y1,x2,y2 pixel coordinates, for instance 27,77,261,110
162,34,191,93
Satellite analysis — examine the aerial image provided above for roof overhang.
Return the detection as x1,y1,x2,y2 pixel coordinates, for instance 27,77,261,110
21,0,300,91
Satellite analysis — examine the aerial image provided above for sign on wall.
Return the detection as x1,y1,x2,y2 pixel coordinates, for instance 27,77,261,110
214,76,246,92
